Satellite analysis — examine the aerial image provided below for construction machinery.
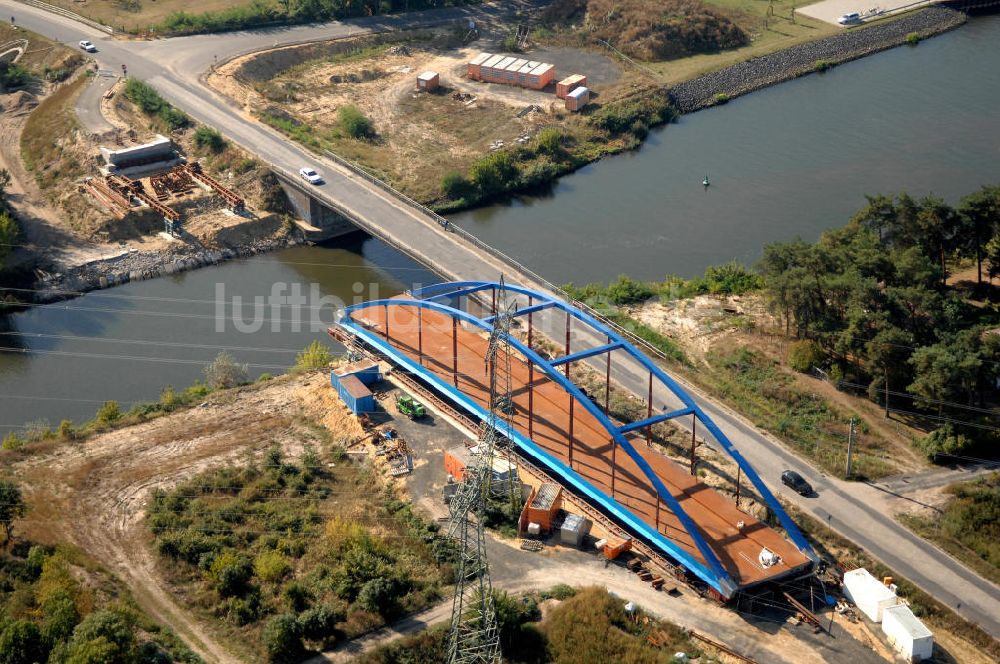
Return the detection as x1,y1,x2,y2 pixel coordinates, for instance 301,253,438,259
396,394,426,419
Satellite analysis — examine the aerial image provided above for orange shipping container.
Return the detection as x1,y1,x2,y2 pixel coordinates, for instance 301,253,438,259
556,74,587,99
444,446,470,482
523,483,562,531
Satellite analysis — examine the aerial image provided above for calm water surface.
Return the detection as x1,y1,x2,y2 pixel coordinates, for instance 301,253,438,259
449,14,1000,283
2,15,999,429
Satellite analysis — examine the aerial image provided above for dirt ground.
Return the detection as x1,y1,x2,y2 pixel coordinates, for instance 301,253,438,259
631,294,928,476
8,373,342,663
209,30,625,201
1,31,291,275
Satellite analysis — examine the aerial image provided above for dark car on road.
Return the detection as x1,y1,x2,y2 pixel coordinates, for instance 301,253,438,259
781,470,813,496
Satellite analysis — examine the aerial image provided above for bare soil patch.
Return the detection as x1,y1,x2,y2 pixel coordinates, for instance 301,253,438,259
8,373,336,662
209,30,627,203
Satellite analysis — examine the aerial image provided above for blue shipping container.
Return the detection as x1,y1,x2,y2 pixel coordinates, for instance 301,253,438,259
336,374,375,414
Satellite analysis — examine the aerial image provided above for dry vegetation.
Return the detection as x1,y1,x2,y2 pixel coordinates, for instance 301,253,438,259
210,28,682,208
542,0,749,60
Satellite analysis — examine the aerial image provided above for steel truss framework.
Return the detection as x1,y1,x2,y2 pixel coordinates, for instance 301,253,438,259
340,280,818,598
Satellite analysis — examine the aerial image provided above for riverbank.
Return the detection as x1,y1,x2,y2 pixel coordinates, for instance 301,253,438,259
32,230,304,302
668,6,967,112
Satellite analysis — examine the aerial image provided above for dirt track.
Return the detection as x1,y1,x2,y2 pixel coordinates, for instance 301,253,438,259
10,373,334,663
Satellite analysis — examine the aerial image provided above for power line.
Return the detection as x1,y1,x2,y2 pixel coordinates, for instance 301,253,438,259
0,345,291,370
0,244,435,272
1,285,397,309
838,380,1000,416
0,331,305,355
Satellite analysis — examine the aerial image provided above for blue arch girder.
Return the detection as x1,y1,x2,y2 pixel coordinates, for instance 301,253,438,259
340,281,818,597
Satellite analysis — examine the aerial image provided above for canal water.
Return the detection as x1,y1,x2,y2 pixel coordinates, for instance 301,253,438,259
451,13,1000,283
2,14,999,430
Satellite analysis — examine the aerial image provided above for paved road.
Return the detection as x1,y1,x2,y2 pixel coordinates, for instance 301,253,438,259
5,0,1000,641
75,69,116,134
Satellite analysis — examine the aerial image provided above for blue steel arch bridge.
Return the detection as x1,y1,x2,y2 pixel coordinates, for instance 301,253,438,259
334,280,818,599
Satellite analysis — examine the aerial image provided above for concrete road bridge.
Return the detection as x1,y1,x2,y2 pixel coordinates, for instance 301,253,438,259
5,0,1000,638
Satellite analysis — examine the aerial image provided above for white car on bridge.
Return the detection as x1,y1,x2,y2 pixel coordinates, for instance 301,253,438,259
299,167,323,185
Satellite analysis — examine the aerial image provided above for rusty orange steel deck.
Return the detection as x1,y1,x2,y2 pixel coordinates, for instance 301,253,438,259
338,282,817,597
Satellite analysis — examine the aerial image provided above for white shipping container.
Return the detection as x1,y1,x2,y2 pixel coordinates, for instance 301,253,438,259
881,604,933,662
842,568,898,622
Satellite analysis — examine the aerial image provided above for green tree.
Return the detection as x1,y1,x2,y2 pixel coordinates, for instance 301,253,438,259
0,211,19,272
958,185,1000,285
262,614,304,663
852,194,896,243
0,620,47,664
294,340,332,372
0,480,27,544
66,609,136,664
469,151,519,197
338,105,374,140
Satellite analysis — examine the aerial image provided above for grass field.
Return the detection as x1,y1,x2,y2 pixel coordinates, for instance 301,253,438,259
43,0,256,32
899,472,1000,588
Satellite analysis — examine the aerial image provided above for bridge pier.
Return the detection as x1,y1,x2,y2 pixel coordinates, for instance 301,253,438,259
280,181,358,241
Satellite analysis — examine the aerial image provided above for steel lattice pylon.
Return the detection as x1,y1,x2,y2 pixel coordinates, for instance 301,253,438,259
444,278,518,664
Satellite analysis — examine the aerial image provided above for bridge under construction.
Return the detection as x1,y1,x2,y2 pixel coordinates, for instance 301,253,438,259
334,280,819,599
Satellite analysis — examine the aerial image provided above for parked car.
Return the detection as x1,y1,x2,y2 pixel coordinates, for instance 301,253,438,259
781,470,814,496
78,40,97,52
838,12,861,25
299,167,323,184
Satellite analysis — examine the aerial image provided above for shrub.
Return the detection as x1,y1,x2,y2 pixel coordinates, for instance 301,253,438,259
123,78,190,130
470,151,520,197
338,105,375,140
96,401,121,424
814,60,834,72
520,160,560,188
298,603,343,641
254,551,292,584
294,340,332,372
262,614,304,664
906,32,921,45
194,126,226,153
1,431,24,450
210,552,253,597
590,95,675,136
540,584,577,600
786,340,824,373
57,420,75,440
0,63,30,89
441,171,475,201
356,577,399,617
605,275,655,305
714,93,730,105
0,620,47,664
501,32,522,52
535,127,566,156
204,351,249,389
917,424,973,460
